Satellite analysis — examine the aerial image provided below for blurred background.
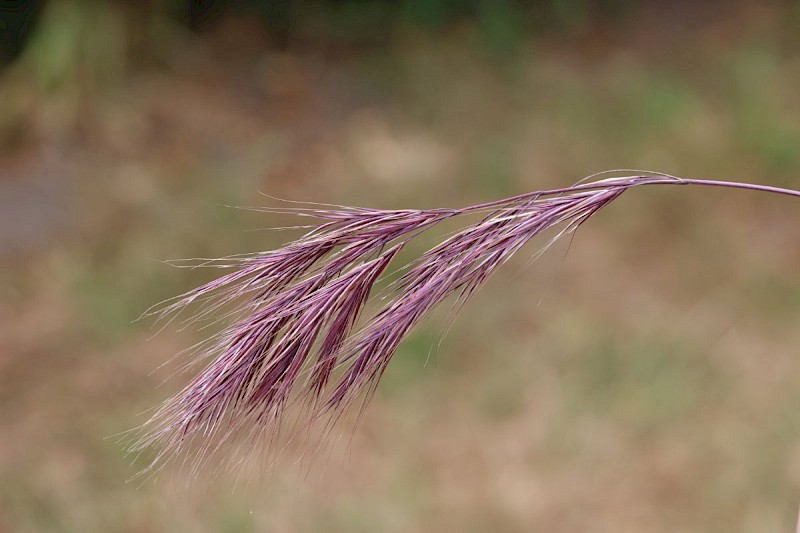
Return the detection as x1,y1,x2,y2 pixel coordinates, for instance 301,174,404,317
1,0,800,531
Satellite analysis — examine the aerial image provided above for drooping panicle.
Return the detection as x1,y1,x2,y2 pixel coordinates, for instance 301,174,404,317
130,171,800,475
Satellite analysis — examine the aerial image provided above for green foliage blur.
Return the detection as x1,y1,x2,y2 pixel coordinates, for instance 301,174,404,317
2,0,634,64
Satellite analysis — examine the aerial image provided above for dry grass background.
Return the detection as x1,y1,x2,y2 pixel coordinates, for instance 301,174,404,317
1,2,800,531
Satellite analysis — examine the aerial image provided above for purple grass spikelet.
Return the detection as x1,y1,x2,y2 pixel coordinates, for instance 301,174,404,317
130,171,800,476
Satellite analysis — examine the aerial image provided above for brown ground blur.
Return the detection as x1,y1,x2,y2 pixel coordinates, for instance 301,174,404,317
1,2,799,531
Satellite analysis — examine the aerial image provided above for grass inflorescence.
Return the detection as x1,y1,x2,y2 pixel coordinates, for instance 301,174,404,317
128,171,800,478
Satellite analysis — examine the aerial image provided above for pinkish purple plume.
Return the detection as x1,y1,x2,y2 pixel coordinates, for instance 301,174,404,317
130,171,800,476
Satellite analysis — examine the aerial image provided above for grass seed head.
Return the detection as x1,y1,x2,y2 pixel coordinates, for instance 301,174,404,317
129,171,800,478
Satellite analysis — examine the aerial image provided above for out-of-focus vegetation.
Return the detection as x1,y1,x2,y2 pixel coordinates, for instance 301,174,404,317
1,1,799,531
